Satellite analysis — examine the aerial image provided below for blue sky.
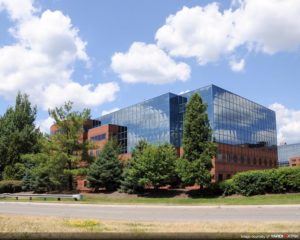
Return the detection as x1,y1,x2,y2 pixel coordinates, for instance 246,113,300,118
0,0,299,144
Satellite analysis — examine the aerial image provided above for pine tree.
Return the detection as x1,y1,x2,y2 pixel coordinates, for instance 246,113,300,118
176,93,217,188
49,101,92,191
87,140,122,191
0,92,41,180
120,140,148,193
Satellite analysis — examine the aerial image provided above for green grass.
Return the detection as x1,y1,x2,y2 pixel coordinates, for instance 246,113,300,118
1,192,300,205
81,193,300,205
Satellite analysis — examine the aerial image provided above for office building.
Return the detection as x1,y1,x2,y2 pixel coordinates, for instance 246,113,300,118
278,143,300,167
51,84,278,190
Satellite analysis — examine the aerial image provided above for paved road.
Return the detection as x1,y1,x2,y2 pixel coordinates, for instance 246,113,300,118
0,202,299,222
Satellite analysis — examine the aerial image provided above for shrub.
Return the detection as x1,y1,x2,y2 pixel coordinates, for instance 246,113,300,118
233,170,269,196
269,167,300,193
0,180,23,193
220,166,300,196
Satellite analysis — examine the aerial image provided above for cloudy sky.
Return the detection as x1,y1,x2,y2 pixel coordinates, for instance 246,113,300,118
0,0,299,144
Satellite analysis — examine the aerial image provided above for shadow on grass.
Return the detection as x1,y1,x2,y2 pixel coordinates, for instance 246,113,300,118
135,188,222,199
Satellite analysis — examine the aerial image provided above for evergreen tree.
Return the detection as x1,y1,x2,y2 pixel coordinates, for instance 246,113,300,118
120,140,148,193
0,92,40,180
21,136,68,192
87,140,122,191
176,93,217,188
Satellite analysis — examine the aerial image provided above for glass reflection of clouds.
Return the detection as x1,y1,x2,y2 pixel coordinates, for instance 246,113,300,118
98,85,277,153
278,143,300,165
99,93,172,152
210,86,277,147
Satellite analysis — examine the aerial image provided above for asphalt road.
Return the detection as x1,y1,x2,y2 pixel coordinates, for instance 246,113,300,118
0,202,299,222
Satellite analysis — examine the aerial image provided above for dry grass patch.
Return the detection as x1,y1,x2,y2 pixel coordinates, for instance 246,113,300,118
0,214,299,233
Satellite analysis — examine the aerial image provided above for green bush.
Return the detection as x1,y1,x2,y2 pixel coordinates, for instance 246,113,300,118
0,180,23,193
219,179,237,196
234,170,269,196
269,167,300,193
220,167,300,196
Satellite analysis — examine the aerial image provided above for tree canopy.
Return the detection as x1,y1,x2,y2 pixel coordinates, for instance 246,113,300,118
0,93,40,180
87,140,122,191
176,93,217,188
48,101,92,190
121,142,178,192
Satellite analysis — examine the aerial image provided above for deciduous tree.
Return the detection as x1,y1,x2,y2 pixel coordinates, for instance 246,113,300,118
121,143,177,192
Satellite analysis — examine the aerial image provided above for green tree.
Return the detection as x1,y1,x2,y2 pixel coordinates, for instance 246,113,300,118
49,101,92,191
21,136,67,192
120,140,148,193
176,93,217,188
87,140,122,191
0,92,40,180
121,143,177,193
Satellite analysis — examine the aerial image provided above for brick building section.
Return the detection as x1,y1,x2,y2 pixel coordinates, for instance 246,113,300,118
214,143,277,181
77,124,130,192
51,121,129,192
177,143,277,182
289,157,300,167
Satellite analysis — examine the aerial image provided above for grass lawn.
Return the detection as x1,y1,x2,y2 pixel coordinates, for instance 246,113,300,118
81,192,300,205
0,214,299,233
1,192,300,205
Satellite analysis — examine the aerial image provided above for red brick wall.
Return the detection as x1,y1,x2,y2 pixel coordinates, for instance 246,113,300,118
76,124,128,192
177,143,277,182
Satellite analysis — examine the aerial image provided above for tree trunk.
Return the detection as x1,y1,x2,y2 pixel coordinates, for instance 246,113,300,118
68,160,73,191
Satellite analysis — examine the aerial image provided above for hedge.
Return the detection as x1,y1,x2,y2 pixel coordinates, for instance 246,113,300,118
0,180,23,193
220,166,300,196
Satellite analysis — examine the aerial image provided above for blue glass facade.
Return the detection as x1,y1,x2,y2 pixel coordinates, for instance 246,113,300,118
181,85,277,147
98,85,277,155
100,93,172,151
278,143,300,166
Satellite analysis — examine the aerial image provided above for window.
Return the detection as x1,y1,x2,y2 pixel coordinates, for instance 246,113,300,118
91,133,106,142
233,155,238,163
218,174,223,181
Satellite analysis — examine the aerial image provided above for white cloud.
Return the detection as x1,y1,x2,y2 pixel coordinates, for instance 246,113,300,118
156,4,236,65
36,116,54,134
0,3,119,110
155,0,300,70
42,82,119,110
0,0,35,20
101,107,120,116
229,58,245,72
234,0,300,54
269,103,300,144
111,42,190,84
